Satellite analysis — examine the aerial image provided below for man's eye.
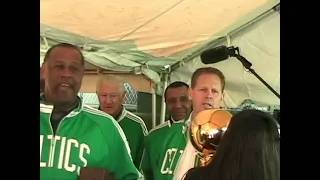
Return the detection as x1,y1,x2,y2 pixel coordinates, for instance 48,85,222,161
212,89,221,93
111,94,118,98
55,65,63,68
167,99,176,104
181,97,188,102
70,66,79,71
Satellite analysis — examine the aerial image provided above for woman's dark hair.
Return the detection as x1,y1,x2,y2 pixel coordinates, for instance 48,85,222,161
184,109,280,180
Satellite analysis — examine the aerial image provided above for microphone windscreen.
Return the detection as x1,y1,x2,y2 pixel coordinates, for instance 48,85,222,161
200,46,230,64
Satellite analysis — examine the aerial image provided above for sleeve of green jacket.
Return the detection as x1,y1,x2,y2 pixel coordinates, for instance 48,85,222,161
140,136,154,180
104,120,144,180
132,124,148,168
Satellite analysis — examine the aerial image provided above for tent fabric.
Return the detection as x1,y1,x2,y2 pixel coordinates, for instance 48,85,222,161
167,12,280,107
40,0,280,107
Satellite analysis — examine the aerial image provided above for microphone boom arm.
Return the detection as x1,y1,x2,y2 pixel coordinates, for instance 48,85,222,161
229,47,280,99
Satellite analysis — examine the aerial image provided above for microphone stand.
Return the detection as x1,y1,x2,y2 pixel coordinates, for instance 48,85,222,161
234,53,280,99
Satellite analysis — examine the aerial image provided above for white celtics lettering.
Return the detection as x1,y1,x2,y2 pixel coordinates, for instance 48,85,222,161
160,148,184,175
40,135,91,175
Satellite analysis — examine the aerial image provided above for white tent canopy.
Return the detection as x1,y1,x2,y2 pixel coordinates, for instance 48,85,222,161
40,0,280,107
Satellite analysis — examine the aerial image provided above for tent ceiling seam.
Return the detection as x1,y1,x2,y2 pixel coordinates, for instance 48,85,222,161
116,0,186,41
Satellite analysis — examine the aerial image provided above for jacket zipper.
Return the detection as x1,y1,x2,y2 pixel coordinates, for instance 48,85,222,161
48,113,67,167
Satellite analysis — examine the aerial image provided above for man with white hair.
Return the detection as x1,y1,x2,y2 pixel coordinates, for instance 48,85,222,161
96,74,148,169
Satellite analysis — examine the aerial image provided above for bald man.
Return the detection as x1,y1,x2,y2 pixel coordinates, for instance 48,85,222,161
96,75,148,169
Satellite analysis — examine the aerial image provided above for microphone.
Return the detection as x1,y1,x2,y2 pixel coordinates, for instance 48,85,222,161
200,46,252,67
200,46,234,64
199,45,280,99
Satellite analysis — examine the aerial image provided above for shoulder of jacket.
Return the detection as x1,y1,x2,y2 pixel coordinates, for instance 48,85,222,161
148,121,171,135
82,105,130,150
123,111,148,135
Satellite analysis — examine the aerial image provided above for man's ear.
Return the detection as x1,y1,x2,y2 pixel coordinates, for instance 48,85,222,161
220,91,226,107
122,90,127,99
40,63,46,79
188,88,193,101
222,91,225,101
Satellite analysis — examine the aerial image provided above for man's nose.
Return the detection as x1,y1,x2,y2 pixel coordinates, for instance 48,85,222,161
206,91,214,99
60,68,72,78
105,96,113,103
174,100,183,108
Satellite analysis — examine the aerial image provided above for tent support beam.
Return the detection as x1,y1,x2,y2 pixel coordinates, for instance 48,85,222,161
151,85,157,128
169,3,280,72
160,73,169,124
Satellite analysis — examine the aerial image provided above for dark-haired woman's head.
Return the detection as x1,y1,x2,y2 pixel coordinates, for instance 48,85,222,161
184,109,280,180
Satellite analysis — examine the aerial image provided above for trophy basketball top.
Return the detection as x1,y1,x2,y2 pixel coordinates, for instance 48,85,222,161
190,109,233,155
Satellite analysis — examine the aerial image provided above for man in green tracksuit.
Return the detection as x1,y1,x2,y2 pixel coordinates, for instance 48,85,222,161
140,81,192,180
40,43,143,180
141,67,226,180
97,74,148,169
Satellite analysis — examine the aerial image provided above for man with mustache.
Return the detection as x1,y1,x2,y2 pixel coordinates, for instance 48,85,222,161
140,81,192,180
40,43,143,180
140,67,225,180
96,74,148,169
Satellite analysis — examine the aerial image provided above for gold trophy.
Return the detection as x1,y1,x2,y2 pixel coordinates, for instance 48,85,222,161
189,109,232,166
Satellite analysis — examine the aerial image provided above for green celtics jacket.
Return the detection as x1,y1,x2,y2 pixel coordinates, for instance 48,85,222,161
40,97,144,180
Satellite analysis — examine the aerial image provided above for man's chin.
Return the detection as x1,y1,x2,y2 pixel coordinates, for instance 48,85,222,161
63,95,77,101
173,113,187,121
102,108,114,114
55,93,77,104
